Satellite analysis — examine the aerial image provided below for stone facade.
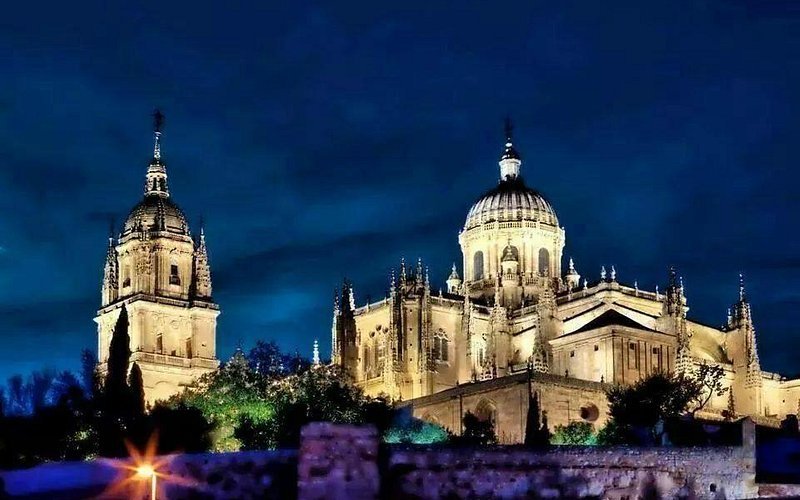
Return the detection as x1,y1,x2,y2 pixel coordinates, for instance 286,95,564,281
95,114,220,405
334,125,800,438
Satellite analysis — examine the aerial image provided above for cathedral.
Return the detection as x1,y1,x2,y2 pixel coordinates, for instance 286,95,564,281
95,113,220,405
333,123,800,442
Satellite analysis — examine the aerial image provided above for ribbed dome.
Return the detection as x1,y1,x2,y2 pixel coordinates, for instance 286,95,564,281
464,177,558,231
121,194,190,238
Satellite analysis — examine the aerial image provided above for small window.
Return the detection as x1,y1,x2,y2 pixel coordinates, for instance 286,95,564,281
570,351,575,357
122,266,131,288
170,264,181,285
594,345,599,352
156,334,163,354
629,342,636,350
652,347,659,354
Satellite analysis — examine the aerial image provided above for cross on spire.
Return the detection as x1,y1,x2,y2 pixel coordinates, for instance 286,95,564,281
153,109,165,133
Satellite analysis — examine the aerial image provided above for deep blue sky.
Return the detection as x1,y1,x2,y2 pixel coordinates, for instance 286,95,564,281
1,1,799,382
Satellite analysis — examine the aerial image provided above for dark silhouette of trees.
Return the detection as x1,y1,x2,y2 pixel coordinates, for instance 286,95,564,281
605,372,703,445
524,390,550,447
105,306,131,415
457,411,497,445
128,363,145,417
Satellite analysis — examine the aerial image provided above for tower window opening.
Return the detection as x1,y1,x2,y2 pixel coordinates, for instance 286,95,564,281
170,264,181,285
156,333,163,354
122,266,131,288
473,251,484,280
185,338,193,359
538,248,550,276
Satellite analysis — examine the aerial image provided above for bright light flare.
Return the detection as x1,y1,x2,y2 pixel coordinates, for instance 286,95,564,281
99,430,196,499
136,464,155,478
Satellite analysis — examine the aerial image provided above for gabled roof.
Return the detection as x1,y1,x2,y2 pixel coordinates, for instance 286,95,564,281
572,309,655,335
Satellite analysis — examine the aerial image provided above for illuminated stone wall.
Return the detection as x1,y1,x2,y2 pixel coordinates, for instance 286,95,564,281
402,372,610,443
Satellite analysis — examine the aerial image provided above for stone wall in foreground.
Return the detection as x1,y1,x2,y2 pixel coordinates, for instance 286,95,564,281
297,420,786,499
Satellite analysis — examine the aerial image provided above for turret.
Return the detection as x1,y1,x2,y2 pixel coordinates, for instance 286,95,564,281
727,274,762,415
446,263,462,293
565,257,580,290
192,225,213,299
101,229,119,306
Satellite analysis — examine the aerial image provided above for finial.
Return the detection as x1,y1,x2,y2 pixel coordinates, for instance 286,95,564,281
583,278,587,290
425,266,430,286
152,109,164,160
739,273,746,302
312,339,320,365
504,115,513,143
108,217,116,245
568,257,575,273
656,285,660,300
634,280,639,294
610,265,616,282
668,266,678,288
679,276,684,291
600,266,607,281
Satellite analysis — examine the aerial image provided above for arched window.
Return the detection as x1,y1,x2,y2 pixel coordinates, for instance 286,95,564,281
538,248,550,276
473,251,484,280
475,399,496,423
363,345,371,374
433,330,449,362
170,262,181,285
376,342,385,371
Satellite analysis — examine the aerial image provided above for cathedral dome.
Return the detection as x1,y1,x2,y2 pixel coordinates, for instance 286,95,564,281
464,177,559,231
121,194,190,238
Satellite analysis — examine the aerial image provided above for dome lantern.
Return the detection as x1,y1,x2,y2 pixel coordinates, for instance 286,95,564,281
499,117,521,181
145,109,170,198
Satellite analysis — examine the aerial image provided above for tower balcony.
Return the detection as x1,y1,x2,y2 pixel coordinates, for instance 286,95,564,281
132,351,219,370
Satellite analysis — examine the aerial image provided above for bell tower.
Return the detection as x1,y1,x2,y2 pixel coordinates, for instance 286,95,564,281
95,111,220,405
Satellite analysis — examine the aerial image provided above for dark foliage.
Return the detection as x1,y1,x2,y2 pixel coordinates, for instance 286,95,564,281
454,411,497,446
605,372,703,445
104,307,131,416
128,363,145,417
524,391,550,447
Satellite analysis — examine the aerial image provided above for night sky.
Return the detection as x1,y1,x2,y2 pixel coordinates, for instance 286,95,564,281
2,1,800,382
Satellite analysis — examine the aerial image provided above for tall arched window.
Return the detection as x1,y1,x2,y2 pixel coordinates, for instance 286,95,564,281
363,345,371,374
473,251,484,280
538,248,550,276
433,330,449,362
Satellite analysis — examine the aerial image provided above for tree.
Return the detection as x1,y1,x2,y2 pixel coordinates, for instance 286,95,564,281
247,341,311,379
457,411,497,446
691,362,727,416
524,391,550,447
552,421,596,445
128,363,145,417
105,307,131,415
605,372,703,444
80,348,98,396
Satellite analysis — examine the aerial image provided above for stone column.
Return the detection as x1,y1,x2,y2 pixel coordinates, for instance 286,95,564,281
298,423,379,500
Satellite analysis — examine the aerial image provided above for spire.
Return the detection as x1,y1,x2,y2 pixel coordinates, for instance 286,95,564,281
312,339,320,366
739,273,747,302
449,263,460,280
145,109,170,197
498,117,522,181
102,224,119,305
192,222,212,298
